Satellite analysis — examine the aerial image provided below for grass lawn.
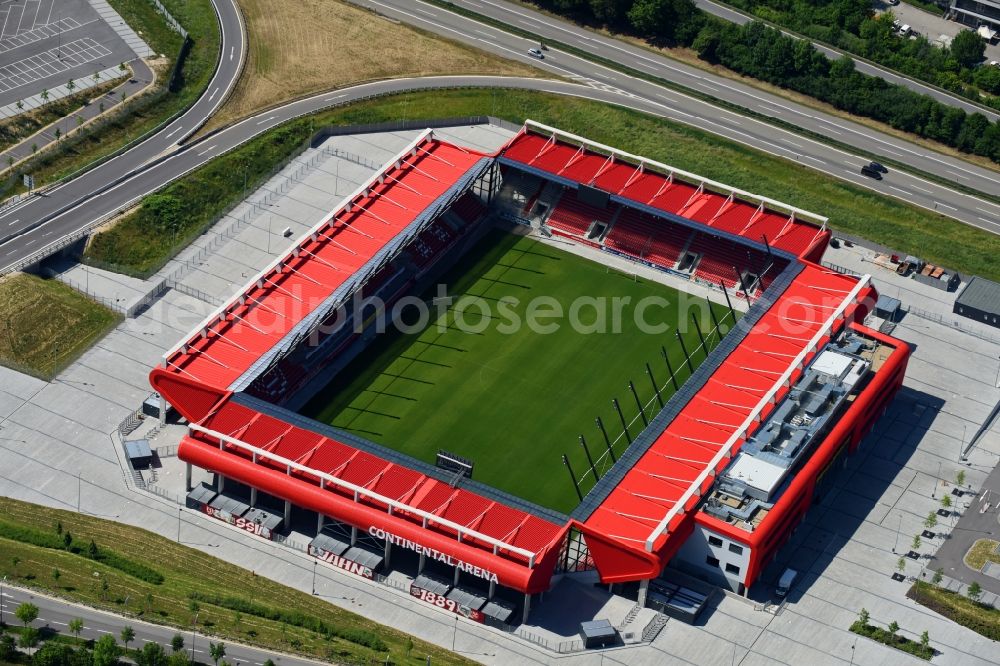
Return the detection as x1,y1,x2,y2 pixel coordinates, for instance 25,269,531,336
964,539,1000,571
86,89,1000,283
0,274,120,379
202,0,536,131
301,229,730,513
0,496,471,665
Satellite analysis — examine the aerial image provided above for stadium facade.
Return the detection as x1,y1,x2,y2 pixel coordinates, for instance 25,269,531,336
150,121,909,627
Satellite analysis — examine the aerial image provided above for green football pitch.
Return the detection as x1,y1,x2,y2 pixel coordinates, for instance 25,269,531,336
301,229,734,513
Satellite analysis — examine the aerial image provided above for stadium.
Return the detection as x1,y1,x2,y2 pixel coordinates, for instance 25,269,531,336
149,120,910,629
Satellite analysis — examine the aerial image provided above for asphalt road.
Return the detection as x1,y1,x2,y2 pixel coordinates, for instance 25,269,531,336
0,583,318,666
352,0,1000,223
0,0,246,270
694,0,1000,121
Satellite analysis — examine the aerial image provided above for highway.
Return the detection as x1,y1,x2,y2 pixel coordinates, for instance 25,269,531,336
354,0,1000,202
0,583,318,665
693,0,1000,121
1,0,999,277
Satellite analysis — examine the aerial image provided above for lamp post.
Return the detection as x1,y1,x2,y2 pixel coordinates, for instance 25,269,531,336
933,461,941,499
177,507,182,544
311,560,317,596
190,612,199,663
1,575,6,628
893,513,901,554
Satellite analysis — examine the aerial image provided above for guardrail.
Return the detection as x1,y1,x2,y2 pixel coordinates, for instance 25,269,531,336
150,0,189,38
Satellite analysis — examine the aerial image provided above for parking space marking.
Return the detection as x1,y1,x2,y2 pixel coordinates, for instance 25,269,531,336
0,17,85,54
0,37,112,93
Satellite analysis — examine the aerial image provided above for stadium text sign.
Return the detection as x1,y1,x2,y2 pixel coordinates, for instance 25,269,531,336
201,504,273,540
368,527,500,583
410,584,485,623
308,544,374,579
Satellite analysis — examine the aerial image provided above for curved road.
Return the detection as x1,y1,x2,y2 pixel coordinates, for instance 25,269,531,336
1,0,999,276
0,0,246,268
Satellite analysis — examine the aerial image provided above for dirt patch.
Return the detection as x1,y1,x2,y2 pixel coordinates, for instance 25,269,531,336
204,0,538,131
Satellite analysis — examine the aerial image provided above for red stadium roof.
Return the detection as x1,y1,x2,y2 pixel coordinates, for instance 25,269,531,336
153,121,893,594
178,396,567,592
155,131,489,392
577,262,876,579
499,121,828,259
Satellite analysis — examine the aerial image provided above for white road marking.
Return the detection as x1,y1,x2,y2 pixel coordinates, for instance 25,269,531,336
208,86,219,102
799,155,825,164
164,126,182,139
324,94,345,102
934,201,957,211
980,217,997,224
256,115,276,125
946,170,969,181
197,144,217,156
229,46,234,61
909,184,932,194
889,186,912,196
7,219,19,226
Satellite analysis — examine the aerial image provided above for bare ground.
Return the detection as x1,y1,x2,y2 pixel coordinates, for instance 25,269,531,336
204,0,538,131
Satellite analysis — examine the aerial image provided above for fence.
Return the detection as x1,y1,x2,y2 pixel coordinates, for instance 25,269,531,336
903,304,1000,345
515,628,584,653
150,0,188,38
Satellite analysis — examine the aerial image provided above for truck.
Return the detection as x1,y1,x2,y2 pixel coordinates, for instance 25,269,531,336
776,568,798,598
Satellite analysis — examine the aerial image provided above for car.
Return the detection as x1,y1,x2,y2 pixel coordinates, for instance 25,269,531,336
868,161,888,173
888,0,899,5
861,164,883,180
527,48,544,59
898,24,912,36
776,568,798,598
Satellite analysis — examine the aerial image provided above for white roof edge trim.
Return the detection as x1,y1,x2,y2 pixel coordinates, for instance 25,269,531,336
522,119,829,225
188,423,540,566
162,129,437,366
643,273,871,552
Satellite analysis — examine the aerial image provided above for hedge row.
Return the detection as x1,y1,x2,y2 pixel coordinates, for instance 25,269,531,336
188,592,387,651
0,521,164,585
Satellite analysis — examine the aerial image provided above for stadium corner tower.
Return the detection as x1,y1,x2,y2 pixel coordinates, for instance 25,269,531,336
151,121,909,626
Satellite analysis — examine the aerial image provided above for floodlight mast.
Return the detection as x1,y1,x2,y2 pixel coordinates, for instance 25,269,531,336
642,274,871,552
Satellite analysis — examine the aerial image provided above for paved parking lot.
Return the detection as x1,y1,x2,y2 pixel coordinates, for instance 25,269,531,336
0,0,147,109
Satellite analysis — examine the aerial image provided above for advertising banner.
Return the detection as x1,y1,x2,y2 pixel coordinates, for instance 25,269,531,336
201,504,273,540
409,583,485,623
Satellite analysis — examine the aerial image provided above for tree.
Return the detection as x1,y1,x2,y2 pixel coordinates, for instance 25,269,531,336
897,556,906,573
208,642,226,666
135,641,169,666
950,30,985,69
52,568,61,584
956,470,966,486
627,0,699,43
887,620,899,637
7,156,14,169
18,626,39,650
263,660,275,666
40,89,49,102
32,641,75,666
170,634,184,653
99,102,105,113
119,90,128,104
93,70,101,84
88,540,99,558
77,115,84,129
941,495,952,510
924,512,937,530
119,61,128,75
967,581,982,602
16,602,39,628
69,618,84,639
168,653,189,666
120,626,135,652
920,630,930,651
30,143,37,155
92,634,120,666
931,568,943,585
15,99,23,111
858,607,869,626
54,127,61,141
0,635,14,662
911,534,922,551
67,78,75,94
63,531,72,548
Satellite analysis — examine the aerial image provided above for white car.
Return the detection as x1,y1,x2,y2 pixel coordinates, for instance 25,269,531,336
527,48,544,59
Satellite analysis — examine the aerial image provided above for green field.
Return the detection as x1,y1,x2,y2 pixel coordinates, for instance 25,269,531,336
302,229,732,513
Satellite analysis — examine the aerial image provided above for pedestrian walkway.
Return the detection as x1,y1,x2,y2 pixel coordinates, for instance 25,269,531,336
85,0,153,58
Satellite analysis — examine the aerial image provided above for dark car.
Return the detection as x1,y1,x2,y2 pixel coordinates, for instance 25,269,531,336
868,161,888,173
860,164,883,180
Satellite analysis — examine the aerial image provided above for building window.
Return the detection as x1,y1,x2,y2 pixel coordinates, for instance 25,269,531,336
708,535,723,547
729,543,744,555
706,556,720,567
725,563,741,575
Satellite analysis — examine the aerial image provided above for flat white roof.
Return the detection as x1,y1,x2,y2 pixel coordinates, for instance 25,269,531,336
812,350,853,380
727,453,786,496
